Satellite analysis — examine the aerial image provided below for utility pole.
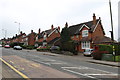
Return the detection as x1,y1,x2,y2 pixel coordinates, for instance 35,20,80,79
2,29,7,39
109,0,115,61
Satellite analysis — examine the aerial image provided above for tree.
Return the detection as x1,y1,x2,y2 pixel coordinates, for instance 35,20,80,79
60,22,71,43
60,22,78,55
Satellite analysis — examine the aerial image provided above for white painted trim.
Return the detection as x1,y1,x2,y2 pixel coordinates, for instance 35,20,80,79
79,24,90,31
48,28,59,37
93,19,101,32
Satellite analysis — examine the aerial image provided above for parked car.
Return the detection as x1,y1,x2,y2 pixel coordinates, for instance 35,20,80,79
4,45,10,48
83,49,94,56
0,44,2,47
50,46,60,51
13,46,22,50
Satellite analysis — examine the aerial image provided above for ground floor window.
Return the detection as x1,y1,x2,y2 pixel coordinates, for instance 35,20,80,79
81,41,90,49
43,42,47,46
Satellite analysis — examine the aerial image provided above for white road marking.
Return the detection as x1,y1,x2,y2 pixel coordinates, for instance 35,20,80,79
61,66,118,79
63,68,97,79
84,74,118,76
51,62,66,64
39,61,51,66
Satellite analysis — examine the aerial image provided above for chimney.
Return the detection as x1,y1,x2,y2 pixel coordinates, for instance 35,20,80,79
58,26,60,31
31,30,33,33
20,31,22,35
51,24,54,30
16,34,17,37
65,22,68,27
38,28,41,34
93,13,96,25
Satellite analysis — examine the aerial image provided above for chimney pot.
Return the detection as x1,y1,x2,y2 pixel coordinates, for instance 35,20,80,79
51,25,54,30
38,28,41,34
58,26,60,31
65,22,68,27
20,31,22,35
31,30,33,33
93,13,96,25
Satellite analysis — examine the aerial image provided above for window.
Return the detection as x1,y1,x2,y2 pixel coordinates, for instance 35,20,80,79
36,36,38,41
55,30,58,33
82,30,88,37
81,41,90,49
76,35,79,38
71,36,74,38
43,34,47,40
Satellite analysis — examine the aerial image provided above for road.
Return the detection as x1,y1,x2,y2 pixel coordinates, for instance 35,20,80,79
1,48,119,80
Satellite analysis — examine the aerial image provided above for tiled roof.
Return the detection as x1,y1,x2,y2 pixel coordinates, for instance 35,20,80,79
48,37,60,44
93,36,116,44
68,19,99,36
38,28,57,39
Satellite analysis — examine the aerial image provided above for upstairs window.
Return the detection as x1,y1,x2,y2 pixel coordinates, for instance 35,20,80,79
44,34,47,40
76,35,79,38
55,30,58,33
82,30,88,37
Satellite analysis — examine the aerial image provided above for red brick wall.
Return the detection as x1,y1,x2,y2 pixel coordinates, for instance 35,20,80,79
28,33,36,45
92,24,104,38
47,30,60,42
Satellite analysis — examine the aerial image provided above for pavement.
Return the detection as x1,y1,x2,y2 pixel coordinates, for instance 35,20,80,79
27,49,120,68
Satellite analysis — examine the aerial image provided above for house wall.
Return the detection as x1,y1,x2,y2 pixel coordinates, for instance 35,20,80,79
92,24,104,38
28,33,36,45
47,30,60,42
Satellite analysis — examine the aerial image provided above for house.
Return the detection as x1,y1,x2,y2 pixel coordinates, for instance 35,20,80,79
9,31,26,44
35,25,60,47
67,13,113,52
27,30,36,46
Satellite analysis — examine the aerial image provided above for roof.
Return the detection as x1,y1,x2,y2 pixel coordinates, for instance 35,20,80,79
38,28,57,39
93,36,116,44
48,37,60,44
68,19,100,36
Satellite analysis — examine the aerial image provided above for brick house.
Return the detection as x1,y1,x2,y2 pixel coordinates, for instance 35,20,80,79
27,30,36,46
67,14,113,52
35,25,60,47
7,31,26,44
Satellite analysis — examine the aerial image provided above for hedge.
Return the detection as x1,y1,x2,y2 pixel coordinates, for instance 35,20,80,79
60,41,78,55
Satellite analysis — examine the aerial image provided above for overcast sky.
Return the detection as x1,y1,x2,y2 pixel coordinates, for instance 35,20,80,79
0,0,119,41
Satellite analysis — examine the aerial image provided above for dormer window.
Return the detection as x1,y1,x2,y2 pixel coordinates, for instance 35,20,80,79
82,30,88,37
55,30,58,33
44,34,47,40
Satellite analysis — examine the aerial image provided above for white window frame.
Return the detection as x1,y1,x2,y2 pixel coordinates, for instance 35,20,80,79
81,41,90,49
76,35,79,38
43,34,47,40
82,30,88,37
55,30,58,33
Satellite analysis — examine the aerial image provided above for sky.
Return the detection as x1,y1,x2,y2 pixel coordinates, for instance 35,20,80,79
0,0,119,41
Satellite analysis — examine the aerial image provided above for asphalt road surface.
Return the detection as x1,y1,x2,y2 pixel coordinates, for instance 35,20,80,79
1,47,119,80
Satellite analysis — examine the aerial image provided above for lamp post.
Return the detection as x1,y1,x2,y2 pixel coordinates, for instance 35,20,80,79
2,29,7,39
109,0,115,61
14,21,20,34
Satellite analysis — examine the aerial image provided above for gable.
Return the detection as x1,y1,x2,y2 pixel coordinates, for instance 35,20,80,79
79,24,90,31
48,28,60,37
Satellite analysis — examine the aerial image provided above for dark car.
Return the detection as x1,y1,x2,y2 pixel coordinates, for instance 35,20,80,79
13,46,22,50
50,46,60,53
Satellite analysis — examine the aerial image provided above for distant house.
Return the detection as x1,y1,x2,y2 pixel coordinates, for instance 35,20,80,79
35,25,60,47
27,30,36,46
67,14,113,52
7,31,26,44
